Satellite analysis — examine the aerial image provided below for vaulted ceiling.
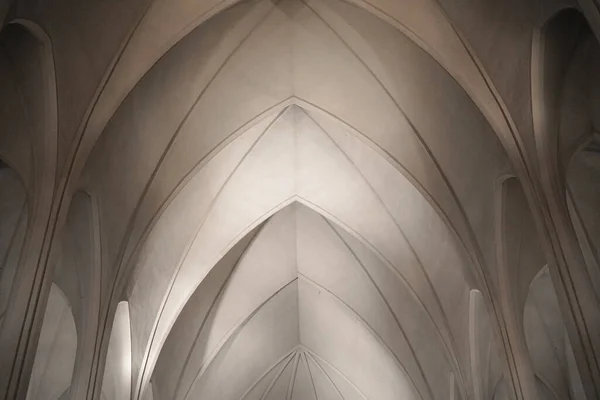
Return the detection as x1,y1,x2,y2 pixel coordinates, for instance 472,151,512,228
0,0,598,399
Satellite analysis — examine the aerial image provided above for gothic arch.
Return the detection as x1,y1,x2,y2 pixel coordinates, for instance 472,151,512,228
71,3,525,397
122,103,479,400
149,202,462,400
66,0,521,198
531,7,597,185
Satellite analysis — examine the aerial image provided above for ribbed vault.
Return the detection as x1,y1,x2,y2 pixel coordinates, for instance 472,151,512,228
79,0,515,399
2,0,600,399
152,203,446,400
241,348,360,400
125,101,483,400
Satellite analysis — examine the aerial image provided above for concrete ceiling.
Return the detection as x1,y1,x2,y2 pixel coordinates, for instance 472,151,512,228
0,0,598,399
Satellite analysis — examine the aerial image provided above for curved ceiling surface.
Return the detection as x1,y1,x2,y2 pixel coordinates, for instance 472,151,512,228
120,100,488,400
3,0,599,399
78,1,517,398
152,203,452,400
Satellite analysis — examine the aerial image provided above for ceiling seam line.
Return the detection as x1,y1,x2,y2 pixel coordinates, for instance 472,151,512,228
297,273,428,400
170,224,264,400
133,106,286,400
305,352,346,400
301,1,496,319
308,109,467,399
180,279,299,400
322,216,441,400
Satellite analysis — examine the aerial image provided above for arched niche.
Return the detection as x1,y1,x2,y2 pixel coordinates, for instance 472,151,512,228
523,267,586,400
101,301,132,400
26,283,77,400
0,19,57,189
0,160,28,328
532,8,598,171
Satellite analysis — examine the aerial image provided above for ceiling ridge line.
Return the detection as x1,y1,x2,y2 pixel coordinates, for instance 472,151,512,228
320,216,440,400
257,352,297,400
70,0,273,197
241,350,296,400
170,221,267,400
132,104,286,400
292,3,492,299
303,9,503,363
305,352,345,400
429,0,526,164
297,273,428,400
287,352,301,400
303,351,320,400
133,100,300,400
295,196,453,358
107,0,285,313
344,0,503,122
295,99,483,288
305,108,469,399
180,279,299,400
307,350,369,400
117,98,295,292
